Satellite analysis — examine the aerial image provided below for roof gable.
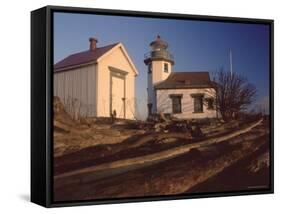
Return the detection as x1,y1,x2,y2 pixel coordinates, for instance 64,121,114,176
155,72,215,89
54,43,118,72
97,43,139,76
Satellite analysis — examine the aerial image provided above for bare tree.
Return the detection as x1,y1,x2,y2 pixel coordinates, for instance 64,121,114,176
214,69,257,121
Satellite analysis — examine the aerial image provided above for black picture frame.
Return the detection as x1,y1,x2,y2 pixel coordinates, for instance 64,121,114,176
31,5,274,208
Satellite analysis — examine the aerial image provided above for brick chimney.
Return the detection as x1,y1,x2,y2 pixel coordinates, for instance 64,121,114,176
89,37,98,51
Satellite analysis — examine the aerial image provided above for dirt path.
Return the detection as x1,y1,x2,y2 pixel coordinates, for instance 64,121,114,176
54,119,263,181
53,120,269,201
188,142,270,193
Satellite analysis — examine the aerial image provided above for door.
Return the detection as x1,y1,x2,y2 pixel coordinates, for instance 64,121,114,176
111,75,125,118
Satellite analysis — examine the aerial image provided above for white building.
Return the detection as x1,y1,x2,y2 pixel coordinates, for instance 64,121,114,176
54,37,138,119
144,35,217,119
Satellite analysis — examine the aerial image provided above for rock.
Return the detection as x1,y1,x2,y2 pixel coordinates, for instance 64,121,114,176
54,120,70,132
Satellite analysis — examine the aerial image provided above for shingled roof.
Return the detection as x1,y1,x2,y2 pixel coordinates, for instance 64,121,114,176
155,72,215,89
54,43,118,72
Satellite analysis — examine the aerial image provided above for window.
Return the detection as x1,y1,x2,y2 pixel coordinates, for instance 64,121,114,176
164,63,169,73
170,94,182,114
191,94,204,113
206,98,214,110
194,97,203,113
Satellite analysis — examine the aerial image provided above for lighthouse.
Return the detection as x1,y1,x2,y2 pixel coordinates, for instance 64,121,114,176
144,35,174,116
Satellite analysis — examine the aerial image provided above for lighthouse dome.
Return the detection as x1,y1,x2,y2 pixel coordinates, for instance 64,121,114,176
150,35,168,50
144,35,174,65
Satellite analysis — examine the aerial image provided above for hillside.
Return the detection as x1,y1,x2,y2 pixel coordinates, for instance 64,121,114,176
53,97,270,201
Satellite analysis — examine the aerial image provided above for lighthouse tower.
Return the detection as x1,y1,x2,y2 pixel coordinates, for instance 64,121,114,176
144,35,174,115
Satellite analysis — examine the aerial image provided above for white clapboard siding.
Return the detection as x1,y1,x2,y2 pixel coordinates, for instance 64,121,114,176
156,88,217,119
54,64,96,118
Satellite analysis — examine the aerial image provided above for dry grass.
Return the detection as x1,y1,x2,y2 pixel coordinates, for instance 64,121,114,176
52,97,270,201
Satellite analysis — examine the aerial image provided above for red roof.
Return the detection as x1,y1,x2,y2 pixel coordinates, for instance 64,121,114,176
54,43,118,71
155,72,215,89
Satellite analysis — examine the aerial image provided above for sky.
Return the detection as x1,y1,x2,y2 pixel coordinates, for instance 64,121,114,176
54,12,270,119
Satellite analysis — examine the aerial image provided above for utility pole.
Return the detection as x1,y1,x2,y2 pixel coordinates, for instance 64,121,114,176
229,48,233,76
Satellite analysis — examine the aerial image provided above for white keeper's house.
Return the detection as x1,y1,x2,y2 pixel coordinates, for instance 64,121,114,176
54,37,139,119
144,35,217,119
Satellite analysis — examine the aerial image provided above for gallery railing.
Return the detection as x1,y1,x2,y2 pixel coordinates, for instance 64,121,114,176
144,51,174,61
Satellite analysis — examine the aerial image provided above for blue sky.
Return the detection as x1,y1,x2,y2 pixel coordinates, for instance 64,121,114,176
54,12,270,119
